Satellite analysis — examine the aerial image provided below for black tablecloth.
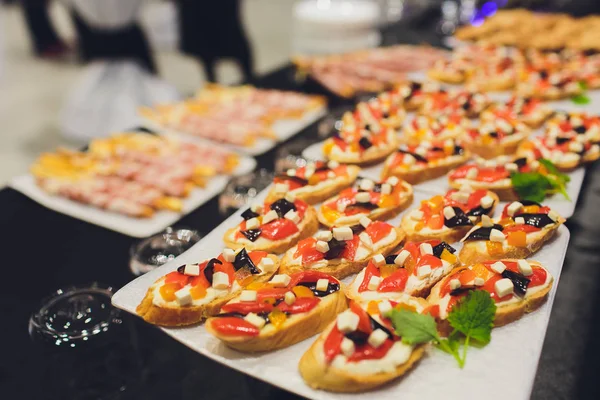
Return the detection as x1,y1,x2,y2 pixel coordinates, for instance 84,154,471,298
3,24,600,400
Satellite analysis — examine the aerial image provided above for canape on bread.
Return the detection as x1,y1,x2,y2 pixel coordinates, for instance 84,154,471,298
223,195,318,254
428,59,472,84
462,117,531,159
517,136,600,172
420,89,491,119
136,249,279,326
458,201,565,265
299,299,427,393
402,114,468,144
205,271,347,352
346,240,460,301
391,80,443,111
545,111,600,143
317,176,413,228
466,56,518,92
371,91,408,130
401,186,498,243
427,259,553,335
381,139,470,184
280,220,405,280
448,156,539,201
516,68,582,100
481,96,553,128
268,160,360,205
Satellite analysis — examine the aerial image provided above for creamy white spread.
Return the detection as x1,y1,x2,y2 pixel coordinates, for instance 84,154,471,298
329,341,414,375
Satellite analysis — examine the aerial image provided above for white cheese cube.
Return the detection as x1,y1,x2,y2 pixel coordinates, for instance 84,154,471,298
244,312,266,329
380,183,392,195
410,210,424,221
261,210,279,225
328,160,340,169
174,288,192,306
316,231,333,242
490,261,506,274
474,277,485,286
548,210,560,222
304,167,315,179
240,290,257,302
378,300,393,316
489,229,505,242
212,272,230,289
250,203,263,213
337,310,360,333
494,278,514,297
270,274,291,288
355,192,371,203
340,338,355,357
480,195,494,209
286,169,296,177
451,191,470,204
368,329,389,348
274,183,289,194
466,168,478,180
569,142,584,153
368,276,382,291
419,243,433,255
449,279,461,290
327,171,336,179
284,210,300,224
284,291,296,305
459,183,473,194
403,154,416,166
333,227,354,241
245,217,260,230
258,257,276,273
517,260,533,276
505,162,518,173
481,215,493,228
386,176,399,186
507,201,523,217
514,217,525,225
223,248,236,263
337,202,347,212
359,232,373,248
360,179,375,191
316,278,330,292
285,192,296,203
359,216,372,228
415,146,427,157
417,265,432,278
394,250,411,266
372,253,386,267
315,240,330,253
183,264,200,276
443,206,456,220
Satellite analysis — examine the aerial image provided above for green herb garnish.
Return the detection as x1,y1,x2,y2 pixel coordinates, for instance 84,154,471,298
390,290,496,368
511,158,570,202
571,94,591,105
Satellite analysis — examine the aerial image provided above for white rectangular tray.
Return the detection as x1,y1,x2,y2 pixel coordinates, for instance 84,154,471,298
9,155,256,238
142,106,327,156
112,184,569,400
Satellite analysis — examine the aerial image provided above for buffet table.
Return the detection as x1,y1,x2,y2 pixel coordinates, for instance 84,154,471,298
3,24,600,400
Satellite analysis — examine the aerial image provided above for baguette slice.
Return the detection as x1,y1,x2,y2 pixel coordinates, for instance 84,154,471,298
205,271,347,352
280,223,405,280
299,298,428,392
268,162,360,205
480,97,553,128
458,201,565,265
317,177,413,228
462,118,531,160
427,259,553,335
517,135,600,172
346,240,460,301
402,114,469,144
223,197,319,254
136,251,279,327
323,129,401,166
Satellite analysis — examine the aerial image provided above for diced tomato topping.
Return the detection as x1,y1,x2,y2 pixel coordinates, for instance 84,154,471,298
358,261,381,292
164,271,190,287
260,218,299,240
348,339,394,362
377,268,409,292
276,297,320,314
350,301,372,333
210,317,260,337
365,221,393,243
221,302,274,315
323,325,345,364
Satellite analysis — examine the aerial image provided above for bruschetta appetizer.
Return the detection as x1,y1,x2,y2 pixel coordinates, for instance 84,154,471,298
516,68,582,100
136,249,279,326
420,89,491,118
481,96,553,128
268,160,360,204
517,135,600,171
280,220,405,280
427,259,553,334
205,271,347,352
299,299,427,392
545,111,600,144
462,117,531,159
466,56,518,92
381,139,470,184
402,114,469,144
458,201,565,265
401,186,499,243
392,80,443,111
428,58,472,84
223,194,319,254
317,176,413,228
346,240,460,300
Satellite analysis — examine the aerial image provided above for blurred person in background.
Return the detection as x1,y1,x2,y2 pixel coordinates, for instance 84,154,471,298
176,0,254,83
21,0,69,58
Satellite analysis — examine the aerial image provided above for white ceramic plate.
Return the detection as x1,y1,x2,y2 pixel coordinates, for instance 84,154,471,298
112,184,569,400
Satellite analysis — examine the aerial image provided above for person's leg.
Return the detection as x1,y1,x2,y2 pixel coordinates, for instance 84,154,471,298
21,0,65,55
199,58,217,83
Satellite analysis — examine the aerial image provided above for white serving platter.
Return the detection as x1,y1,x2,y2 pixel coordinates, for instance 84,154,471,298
9,155,256,238
112,183,570,400
141,106,327,156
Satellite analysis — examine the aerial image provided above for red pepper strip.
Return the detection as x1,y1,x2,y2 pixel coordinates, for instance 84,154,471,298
365,221,393,243
358,261,381,292
502,224,541,234
294,200,308,218
210,317,260,337
164,271,190,287
350,301,372,333
377,268,409,292
324,325,345,364
341,235,360,260
256,288,289,302
348,339,394,362
215,255,236,285
260,218,299,240
288,271,339,287
276,297,320,314
417,254,443,269
248,251,268,265
221,302,274,315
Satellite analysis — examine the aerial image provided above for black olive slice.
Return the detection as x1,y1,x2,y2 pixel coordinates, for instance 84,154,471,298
432,242,457,258
275,174,309,186
270,198,297,218
450,285,477,296
453,145,464,155
444,207,473,228
520,200,541,207
556,136,571,145
501,269,530,296
204,258,223,283
463,224,504,241
359,137,373,149
233,248,260,274
240,208,260,220
350,224,366,235
241,229,262,242
346,202,378,211
385,254,398,265
345,330,370,345
574,125,587,134
324,238,347,260
467,204,493,217
397,149,428,163
369,315,394,339
514,157,528,167
296,281,340,297
517,213,555,228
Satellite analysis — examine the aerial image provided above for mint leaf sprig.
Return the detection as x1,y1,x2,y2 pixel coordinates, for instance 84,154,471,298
572,81,590,105
511,158,570,203
390,290,496,368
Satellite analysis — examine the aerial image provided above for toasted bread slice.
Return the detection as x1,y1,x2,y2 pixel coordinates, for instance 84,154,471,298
136,252,279,326
205,272,348,352
427,259,553,335
462,120,530,160
323,134,400,166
